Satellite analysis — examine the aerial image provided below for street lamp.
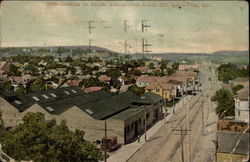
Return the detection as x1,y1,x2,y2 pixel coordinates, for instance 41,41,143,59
140,95,147,142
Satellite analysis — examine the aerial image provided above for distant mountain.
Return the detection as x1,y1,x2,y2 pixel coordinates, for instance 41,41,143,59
1,45,117,54
212,50,249,56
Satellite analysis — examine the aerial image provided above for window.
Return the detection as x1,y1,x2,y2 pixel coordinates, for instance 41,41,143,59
156,88,160,92
146,113,150,119
32,96,40,101
64,91,70,95
238,111,241,117
86,109,93,115
71,90,77,93
42,95,49,99
14,100,22,105
45,106,55,113
50,93,57,97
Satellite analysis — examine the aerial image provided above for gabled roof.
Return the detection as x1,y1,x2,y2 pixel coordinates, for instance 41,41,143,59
1,87,110,114
39,90,111,115
145,82,173,90
65,80,80,87
85,86,103,93
136,76,156,83
217,131,249,155
132,92,163,104
98,75,111,82
77,91,138,120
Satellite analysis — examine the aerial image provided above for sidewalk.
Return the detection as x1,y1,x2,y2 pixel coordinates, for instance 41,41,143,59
106,95,191,162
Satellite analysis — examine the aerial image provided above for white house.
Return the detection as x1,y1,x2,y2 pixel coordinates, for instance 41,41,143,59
234,89,249,123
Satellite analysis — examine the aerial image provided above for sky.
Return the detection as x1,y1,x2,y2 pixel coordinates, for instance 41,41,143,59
0,1,249,53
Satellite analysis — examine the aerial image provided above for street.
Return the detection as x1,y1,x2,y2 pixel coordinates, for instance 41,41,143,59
127,63,221,162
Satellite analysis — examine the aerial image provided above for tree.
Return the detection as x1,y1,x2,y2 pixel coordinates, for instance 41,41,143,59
238,66,249,78
24,64,39,76
9,64,21,76
166,67,174,75
16,85,25,94
65,56,73,62
3,81,13,92
211,89,235,117
128,85,145,96
217,63,238,83
28,77,46,92
0,112,103,161
81,77,102,88
106,69,122,79
171,62,179,71
153,70,164,77
160,63,167,72
149,63,155,69
232,84,244,95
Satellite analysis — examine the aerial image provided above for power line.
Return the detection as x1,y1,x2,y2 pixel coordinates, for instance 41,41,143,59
141,20,151,32
172,126,192,162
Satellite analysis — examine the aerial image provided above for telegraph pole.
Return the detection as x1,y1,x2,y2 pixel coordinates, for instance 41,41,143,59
180,126,184,162
86,20,96,34
144,98,147,142
172,126,192,162
124,20,129,33
142,39,151,53
104,120,107,162
141,20,151,32
201,96,204,136
186,96,192,162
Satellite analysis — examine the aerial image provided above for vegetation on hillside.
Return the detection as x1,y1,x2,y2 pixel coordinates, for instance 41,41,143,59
217,63,249,83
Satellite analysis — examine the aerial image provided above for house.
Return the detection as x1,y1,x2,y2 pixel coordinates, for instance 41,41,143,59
109,92,164,144
0,87,164,144
120,84,132,93
91,62,104,68
0,61,11,74
118,76,129,85
234,88,249,123
136,67,149,73
170,70,198,94
136,76,156,87
145,82,174,101
178,64,198,70
85,86,103,93
63,80,80,87
98,75,111,83
216,130,249,162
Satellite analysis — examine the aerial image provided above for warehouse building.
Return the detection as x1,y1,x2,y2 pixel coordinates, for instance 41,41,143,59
0,87,164,144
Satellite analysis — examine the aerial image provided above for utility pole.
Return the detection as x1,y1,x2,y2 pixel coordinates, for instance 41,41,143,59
124,20,129,33
201,96,204,136
180,126,184,162
144,98,147,142
86,20,96,34
89,39,92,50
141,96,147,142
186,96,192,162
141,20,151,32
164,99,167,123
173,97,175,115
172,126,192,162
142,39,151,53
104,120,107,162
